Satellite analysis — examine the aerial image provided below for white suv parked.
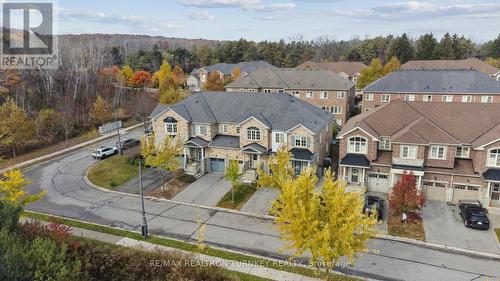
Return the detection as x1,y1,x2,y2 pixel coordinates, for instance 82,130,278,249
91,146,118,159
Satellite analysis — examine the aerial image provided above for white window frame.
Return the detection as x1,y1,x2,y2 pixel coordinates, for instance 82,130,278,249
378,137,391,150
347,136,367,154
461,95,473,103
442,95,453,102
320,91,328,99
331,106,342,114
400,145,417,159
481,96,493,103
165,123,177,135
336,91,345,98
292,91,300,98
306,91,313,98
488,148,500,167
365,93,373,101
239,88,245,92
429,145,447,160
246,126,261,141
404,94,415,101
195,125,207,136
264,89,272,93
248,88,257,93
277,89,285,93
381,94,390,103
219,124,228,134
294,136,308,148
456,146,470,158
275,132,285,144
423,95,432,102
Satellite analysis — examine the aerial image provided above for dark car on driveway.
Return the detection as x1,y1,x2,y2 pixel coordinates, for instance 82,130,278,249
364,195,384,220
458,200,490,230
117,137,140,150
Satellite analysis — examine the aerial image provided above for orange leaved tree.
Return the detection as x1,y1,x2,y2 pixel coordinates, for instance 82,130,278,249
388,171,425,215
131,71,152,88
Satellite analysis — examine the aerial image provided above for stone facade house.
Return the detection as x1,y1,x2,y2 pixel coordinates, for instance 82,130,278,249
337,100,500,207
225,68,356,126
186,61,276,91
362,69,500,112
149,92,334,182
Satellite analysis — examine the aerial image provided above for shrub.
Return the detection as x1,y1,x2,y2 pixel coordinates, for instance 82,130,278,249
177,173,197,183
21,218,72,245
0,200,22,232
110,180,118,187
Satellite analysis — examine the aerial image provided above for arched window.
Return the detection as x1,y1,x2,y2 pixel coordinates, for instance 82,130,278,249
247,127,261,141
488,149,500,167
348,137,367,154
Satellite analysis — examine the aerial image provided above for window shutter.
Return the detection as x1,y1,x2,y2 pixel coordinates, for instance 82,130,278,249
291,136,295,146
307,137,311,148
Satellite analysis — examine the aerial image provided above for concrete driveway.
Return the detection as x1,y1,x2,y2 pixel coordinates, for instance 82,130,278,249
240,187,279,215
422,200,500,254
172,173,232,206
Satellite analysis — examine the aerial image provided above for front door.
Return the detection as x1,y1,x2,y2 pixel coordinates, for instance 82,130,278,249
492,183,500,201
249,154,258,169
351,168,359,183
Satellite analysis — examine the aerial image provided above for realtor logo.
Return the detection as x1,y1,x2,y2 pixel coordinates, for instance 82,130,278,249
1,2,58,69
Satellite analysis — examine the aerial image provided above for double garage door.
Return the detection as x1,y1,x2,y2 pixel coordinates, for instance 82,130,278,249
423,181,480,202
367,173,390,193
210,158,225,173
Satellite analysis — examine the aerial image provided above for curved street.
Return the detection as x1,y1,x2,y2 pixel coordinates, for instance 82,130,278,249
23,128,500,281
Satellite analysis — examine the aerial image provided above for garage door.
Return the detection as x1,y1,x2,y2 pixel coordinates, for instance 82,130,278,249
210,158,225,173
452,184,479,203
367,173,389,193
422,181,447,201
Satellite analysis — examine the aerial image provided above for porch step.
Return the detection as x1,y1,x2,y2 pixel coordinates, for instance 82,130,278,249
193,172,204,179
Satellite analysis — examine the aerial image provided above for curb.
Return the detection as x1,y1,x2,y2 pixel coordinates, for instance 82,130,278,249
376,234,500,261
84,164,500,261
83,163,277,222
0,123,144,174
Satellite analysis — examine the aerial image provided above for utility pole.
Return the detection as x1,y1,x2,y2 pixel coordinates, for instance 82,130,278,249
113,89,122,155
139,160,148,238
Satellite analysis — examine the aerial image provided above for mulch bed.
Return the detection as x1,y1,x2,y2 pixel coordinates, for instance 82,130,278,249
148,178,190,199
387,211,426,241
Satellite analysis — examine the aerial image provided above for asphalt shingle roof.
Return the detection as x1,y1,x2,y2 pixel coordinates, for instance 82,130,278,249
401,58,500,76
290,148,315,161
226,68,355,90
340,154,370,167
150,92,333,134
192,61,276,75
209,135,240,149
364,69,500,94
297,61,367,76
242,143,268,154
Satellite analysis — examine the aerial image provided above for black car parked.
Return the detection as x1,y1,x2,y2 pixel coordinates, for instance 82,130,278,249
363,195,384,220
117,137,140,150
458,200,490,230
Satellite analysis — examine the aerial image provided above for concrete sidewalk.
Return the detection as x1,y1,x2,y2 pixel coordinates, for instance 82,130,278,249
50,221,324,281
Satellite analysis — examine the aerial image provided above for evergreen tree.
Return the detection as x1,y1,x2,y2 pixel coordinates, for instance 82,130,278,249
415,33,437,60
387,33,414,64
435,33,455,59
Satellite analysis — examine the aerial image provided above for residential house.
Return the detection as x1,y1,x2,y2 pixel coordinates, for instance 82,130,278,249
297,61,367,85
149,92,334,182
337,100,500,207
186,61,276,91
225,68,356,126
401,58,500,81
362,69,500,112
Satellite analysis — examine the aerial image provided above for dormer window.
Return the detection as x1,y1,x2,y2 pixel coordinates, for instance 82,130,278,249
379,137,391,150
163,117,178,135
488,149,500,167
247,126,261,141
401,145,417,159
456,146,470,158
429,145,446,160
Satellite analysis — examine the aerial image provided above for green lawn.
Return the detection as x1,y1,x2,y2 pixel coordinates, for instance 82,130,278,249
495,228,500,242
23,211,359,281
87,155,140,189
217,183,258,210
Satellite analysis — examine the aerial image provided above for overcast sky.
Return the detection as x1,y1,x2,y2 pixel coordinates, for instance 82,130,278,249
55,0,500,42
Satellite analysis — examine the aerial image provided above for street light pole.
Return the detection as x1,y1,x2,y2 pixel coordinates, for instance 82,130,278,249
139,160,148,238
113,89,123,155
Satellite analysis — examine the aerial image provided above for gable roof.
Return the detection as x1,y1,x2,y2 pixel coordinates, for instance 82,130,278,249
192,61,276,76
364,69,500,94
297,61,367,76
401,58,500,76
150,92,333,134
339,100,500,148
226,68,355,90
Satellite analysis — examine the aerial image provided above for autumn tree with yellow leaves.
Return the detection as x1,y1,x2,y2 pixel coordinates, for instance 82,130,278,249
272,169,378,276
257,147,294,190
0,170,45,205
203,72,224,91
89,95,112,126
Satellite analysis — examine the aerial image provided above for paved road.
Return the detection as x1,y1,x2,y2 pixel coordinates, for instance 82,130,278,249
22,129,500,281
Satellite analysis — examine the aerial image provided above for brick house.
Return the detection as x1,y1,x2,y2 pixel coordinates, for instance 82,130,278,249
362,69,500,112
225,68,355,126
149,92,334,182
337,100,500,207
296,61,367,93
186,61,276,91
401,58,500,81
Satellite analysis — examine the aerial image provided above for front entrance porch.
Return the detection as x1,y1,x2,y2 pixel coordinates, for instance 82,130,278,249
240,143,268,183
183,138,209,177
339,165,368,193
